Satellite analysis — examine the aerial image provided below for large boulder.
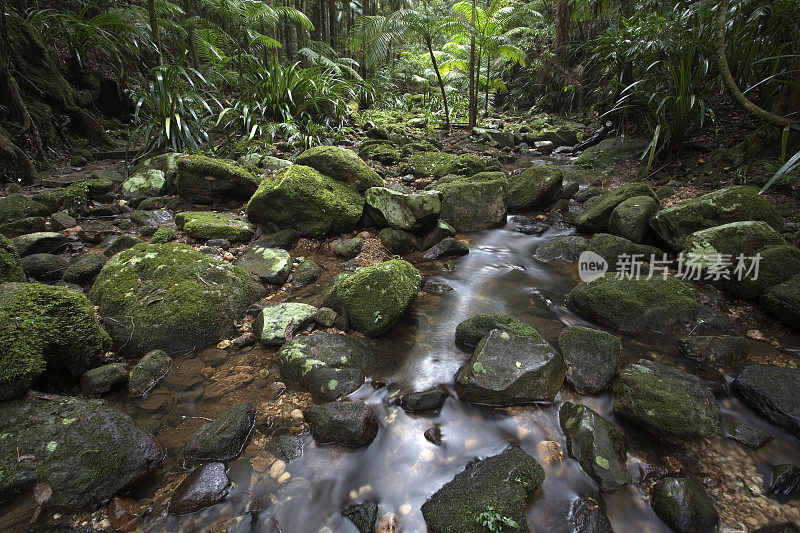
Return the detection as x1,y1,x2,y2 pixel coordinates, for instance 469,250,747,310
677,336,749,365
184,402,256,463
278,333,375,401
506,164,564,212
245,165,364,238
421,445,544,533
175,154,260,203
21,253,69,281
364,187,441,233
559,402,631,493
651,476,719,533
761,274,800,330
454,330,566,405
400,151,455,178
175,211,255,242
682,220,785,264
0,194,48,223
723,244,800,299
12,231,68,256
575,183,658,233
294,146,382,192
566,275,730,334
121,169,166,201
322,259,421,336
437,180,507,232
0,283,110,400
607,195,659,243
455,313,540,348
89,243,266,355
575,137,649,168
585,233,662,270
733,364,800,439
304,401,379,447
558,326,621,394
611,360,721,438
0,233,25,282
650,186,782,251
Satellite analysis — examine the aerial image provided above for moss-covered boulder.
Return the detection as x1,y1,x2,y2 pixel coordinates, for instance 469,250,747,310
682,221,785,266
507,164,564,212
128,349,172,397
454,330,566,405
89,243,266,355
0,283,111,400
0,234,25,282
0,194,48,223
760,274,800,330
365,187,441,232
175,154,261,203
447,154,497,176
322,259,421,336
359,142,401,165
184,402,256,462
245,165,364,238
585,233,662,270
533,235,589,263
723,244,800,299
575,183,658,233
608,195,659,243
102,234,143,258
253,303,317,346
438,180,507,232
150,227,178,244
566,275,730,334
292,258,321,286
63,253,107,285
294,146,383,192
435,171,508,188
121,169,166,201
651,476,719,533
175,211,255,242
575,137,649,168
421,445,544,533
304,401,379,447
650,186,783,250
611,360,721,438
558,326,621,394
0,216,47,238
400,151,455,178
80,363,129,396
379,228,419,254
677,335,749,365
234,245,291,285
455,313,539,348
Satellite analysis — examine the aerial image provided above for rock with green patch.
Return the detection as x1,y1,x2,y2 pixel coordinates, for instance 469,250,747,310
12,231,68,256
80,363,129,395
234,245,291,285
651,476,719,533
22,253,69,281
278,333,374,401
682,221,785,266
421,445,544,533
447,154,496,176
677,336,749,365
437,180,507,232
721,420,772,449
63,253,107,285
400,151,456,178
246,165,364,238
559,402,631,493
128,349,172,397
62,182,90,215
534,235,589,263
365,187,441,232
322,259,421,337
359,142,401,165
293,259,321,286
733,364,800,439
608,195,659,243
0,233,25,282
586,233,662,270
90,243,266,355
566,274,730,334
761,274,800,330
294,146,383,192
0,283,110,400
507,164,564,211
175,211,255,242
253,303,317,346
0,194,48,223
175,154,261,204
650,186,783,251
121,169,166,201
420,220,456,250
49,211,76,231
723,244,800,299
334,237,364,259
454,329,566,405
0,216,47,238
558,326,621,394
304,401,378,447
184,402,256,462
575,137,649,168
102,234,143,257
150,227,177,244
455,313,540,348
611,360,721,438
379,228,419,254
130,209,173,228
575,183,658,233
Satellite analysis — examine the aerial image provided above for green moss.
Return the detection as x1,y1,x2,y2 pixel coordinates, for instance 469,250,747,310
447,154,492,176
245,165,364,238
0,234,26,282
30,191,64,213
437,180,508,232
761,274,800,330
575,183,658,233
359,142,401,165
435,171,508,188
150,227,177,244
401,140,440,157
175,211,255,242
294,145,383,191
128,349,172,397
455,313,541,348
0,194,49,223
175,154,261,203
0,216,47,238
379,228,419,254
62,182,89,216
400,151,456,178
507,164,564,211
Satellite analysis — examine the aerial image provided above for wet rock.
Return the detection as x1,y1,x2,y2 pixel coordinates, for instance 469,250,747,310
561,182,580,199
611,360,721,438
279,333,374,401
566,275,730,334
683,220,785,264
0,216,47,237
365,187,441,232
570,497,613,533
304,401,379,447
533,235,588,263
423,237,469,260
175,154,260,203
559,402,631,493
421,279,453,294
63,253,107,285
294,146,383,192
128,349,172,397
106,497,140,531
49,211,77,231
78,221,120,244
334,237,364,259
455,313,540,348
342,501,378,533
256,230,301,250
121,169,167,201
585,233,662,270
246,165,364,238
424,426,443,446
0,194,49,223
437,180,507,232
725,244,800,299
650,186,782,251
558,326,621,394
253,303,317,346
380,227,419,254
184,402,256,462
80,363,128,395
575,183,657,233
507,163,564,211
575,186,604,202
733,364,800,439
90,203,131,217
651,476,719,533
721,420,773,449
399,387,449,413
420,220,457,251
12,231,68,256
102,234,142,257
421,445,544,533
0,234,25,282
455,330,566,405
313,307,338,327
130,208,173,228
21,253,69,281
607,195,659,244
510,215,548,235
323,259,421,337
170,462,230,515
90,243,265,355
677,336,749,365
175,211,255,242
267,433,304,462
761,274,800,331
768,464,800,502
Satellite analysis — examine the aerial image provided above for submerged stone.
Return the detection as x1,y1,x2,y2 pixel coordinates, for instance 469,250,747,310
558,326,621,394
570,496,613,533
184,402,256,463
721,420,773,449
768,465,800,502
304,401,379,447
342,501,378,533
651,476,719,533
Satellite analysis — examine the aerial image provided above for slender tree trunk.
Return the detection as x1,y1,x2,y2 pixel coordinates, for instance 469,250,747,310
147,0,162,65
328,0,336,48
553,0,573,60
426,37,450,130
467,0,477,128
484,54,490,116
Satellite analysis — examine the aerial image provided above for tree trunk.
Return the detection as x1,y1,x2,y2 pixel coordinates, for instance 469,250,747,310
484,54,491,116
426,37,450,130
553,0,573,60
467,0,477,128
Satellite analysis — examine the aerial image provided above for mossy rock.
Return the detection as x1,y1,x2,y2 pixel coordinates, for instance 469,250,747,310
455,313,540,348
575,137,649,168
175,154,261,204
102,234,143,258
359,142,401,165
400,151,456,178
121,169,166,201
62,182,90,215
0,194,48,223
724,244,800,299
292,259,321,286
437,180,507,232
608,195,659,243
558,326,621,394
89,243,266,355
322,259,421,336
21,252,69,281
63,253,107,285
533,235,589,263
575,183,658,233
234,245,291,285
128,349,172,397
682,221,785,265
30,190,64,213
651,476,719,532
650,186,783,251
304,401,379,447
184,402,256,462
0,283,111,400
334,237,364,259
294,146,383,192
507,164,564,212
245,165,364,238
586,233,662,270
400,140,439,157
0,216,47,238
434,171,508,188
80,363,129,396
253,303,317,346
379,228,419,254
365,187,441,232
150,227,177,244
0,234,25,282
447,154,495,176
175,211,255,242
760,274,800,331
